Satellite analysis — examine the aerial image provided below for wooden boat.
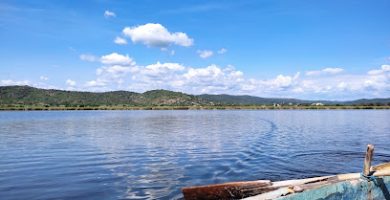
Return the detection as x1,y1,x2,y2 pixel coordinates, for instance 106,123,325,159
182,144,390,199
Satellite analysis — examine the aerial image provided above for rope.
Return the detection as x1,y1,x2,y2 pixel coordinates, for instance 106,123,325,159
360,173,379,185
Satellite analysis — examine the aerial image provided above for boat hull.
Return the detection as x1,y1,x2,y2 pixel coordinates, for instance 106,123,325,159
276,176,390,200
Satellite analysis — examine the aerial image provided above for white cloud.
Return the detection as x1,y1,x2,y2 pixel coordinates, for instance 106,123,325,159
100,52,135,65
264,73,300,89
323,68,344,74
104,10,116,18
363,65,390,92
97,65,136,81
184,65,222,79
3,61,389,100
85,79,107,87
114,37,127,45
197,50,213,59
88,56,300,95
126,62,187,90
83,53,137,88
217,48,227,54
80,54,97,62
306,67,344,76
40,76,48,81
180,65,245,94
368,64,390,75
66,79,76,86
76,54,390,99
122,23,193,48
119,64,244,94
97,65,134,76
144,62,185,74
0,79,30,86
0,79,59,90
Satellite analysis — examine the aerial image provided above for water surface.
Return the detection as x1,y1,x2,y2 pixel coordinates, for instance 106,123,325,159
0,110,389,199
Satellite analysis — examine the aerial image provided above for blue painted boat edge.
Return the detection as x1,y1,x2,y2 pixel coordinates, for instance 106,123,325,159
277,176,390,200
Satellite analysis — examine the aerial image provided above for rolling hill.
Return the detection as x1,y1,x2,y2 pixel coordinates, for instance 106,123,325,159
0,85,389,107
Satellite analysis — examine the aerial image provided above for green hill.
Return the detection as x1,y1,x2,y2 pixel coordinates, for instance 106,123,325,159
0,86,201,107
0,85,389,108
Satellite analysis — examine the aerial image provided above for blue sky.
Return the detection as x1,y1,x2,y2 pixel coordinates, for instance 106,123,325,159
0,0,389,100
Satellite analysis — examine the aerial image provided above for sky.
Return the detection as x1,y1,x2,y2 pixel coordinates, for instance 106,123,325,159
0,0,389,100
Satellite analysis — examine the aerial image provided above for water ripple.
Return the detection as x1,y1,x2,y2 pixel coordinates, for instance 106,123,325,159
0,110,389,199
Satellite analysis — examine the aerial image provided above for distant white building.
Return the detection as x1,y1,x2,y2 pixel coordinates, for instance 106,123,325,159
311,102,324,106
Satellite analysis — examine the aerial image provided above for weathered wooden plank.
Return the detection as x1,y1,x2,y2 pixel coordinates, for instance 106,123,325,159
182,180,272,200
363,144,374,176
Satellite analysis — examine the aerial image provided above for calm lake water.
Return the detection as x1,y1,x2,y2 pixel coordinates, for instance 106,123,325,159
0,110,389,199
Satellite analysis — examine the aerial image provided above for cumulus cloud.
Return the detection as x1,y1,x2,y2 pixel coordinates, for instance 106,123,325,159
0,79,30,86
96,65,136,84
122,23,193,48
368,64,390,75
104,10,116,18
217,48,227,54
79,53,390,99
306,67,344,76
83,53,138,87
100,52,135,65
3,62,390,100
263,73,300,89
80,54,97,62
85,79,107,87
184,65,222,79
66,79,76,86
88,53,245,93
363,65,390,92
144,62,185,74
180,65,245,93
197,50,213,59
0,79,59,90
114,37,127,45
124,62,187,90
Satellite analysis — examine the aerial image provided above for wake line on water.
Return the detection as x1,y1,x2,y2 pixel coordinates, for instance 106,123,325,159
213,118,279,179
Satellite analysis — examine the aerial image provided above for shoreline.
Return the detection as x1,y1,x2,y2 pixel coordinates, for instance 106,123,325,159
1,105,389,111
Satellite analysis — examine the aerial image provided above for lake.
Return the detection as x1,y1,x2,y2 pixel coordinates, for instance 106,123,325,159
0,110,389,199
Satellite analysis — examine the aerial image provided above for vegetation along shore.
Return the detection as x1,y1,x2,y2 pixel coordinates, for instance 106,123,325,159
1,86,389,110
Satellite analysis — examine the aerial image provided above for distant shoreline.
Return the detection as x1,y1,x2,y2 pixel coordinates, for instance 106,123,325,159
1,105,389,111
2,86,390,109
